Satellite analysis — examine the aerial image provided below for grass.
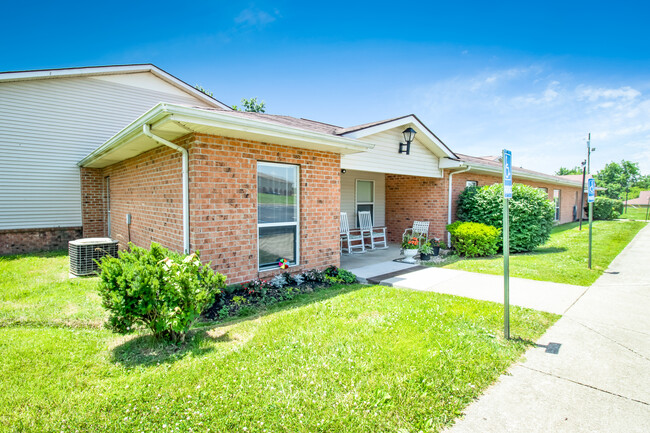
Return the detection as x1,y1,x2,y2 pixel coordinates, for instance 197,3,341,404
0,250,105,327
258,192,295,205
619,207,649,221
0,252,559,432
435,220,646,286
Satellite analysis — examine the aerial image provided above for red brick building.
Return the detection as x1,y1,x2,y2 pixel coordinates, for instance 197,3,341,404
78,104,585,284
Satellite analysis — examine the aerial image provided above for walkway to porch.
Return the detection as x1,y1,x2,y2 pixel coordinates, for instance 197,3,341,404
340,242,422,283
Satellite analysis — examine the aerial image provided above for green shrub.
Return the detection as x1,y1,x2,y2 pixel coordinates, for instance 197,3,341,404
456,183,555,252
446,221,500,257
586,197,624,220
97,243,225,343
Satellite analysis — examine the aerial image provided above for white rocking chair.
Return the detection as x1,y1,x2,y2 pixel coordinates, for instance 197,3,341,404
403,221,430,244
340,212,365,254
358,211,388,250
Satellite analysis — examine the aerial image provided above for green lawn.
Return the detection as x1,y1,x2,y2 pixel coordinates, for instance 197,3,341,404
620,207,649,221
0,252,558,432
436,220,646,286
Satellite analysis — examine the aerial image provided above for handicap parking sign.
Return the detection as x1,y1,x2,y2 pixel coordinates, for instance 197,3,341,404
503,150,512,199
588,178,595,203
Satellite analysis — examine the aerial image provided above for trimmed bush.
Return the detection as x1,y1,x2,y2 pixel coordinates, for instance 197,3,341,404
97,243,225,343
446,221,500,257
586,197,624,220
456,183,555,252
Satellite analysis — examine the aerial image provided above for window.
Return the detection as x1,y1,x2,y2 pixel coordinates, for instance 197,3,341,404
356,180,374,227
257,162,299,269
538,187,548,194
466,180,478,188
553,189,561,221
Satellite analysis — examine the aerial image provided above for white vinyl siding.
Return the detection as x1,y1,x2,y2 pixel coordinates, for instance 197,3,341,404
340,170,385,228
0,74,211,230
341,128,442,178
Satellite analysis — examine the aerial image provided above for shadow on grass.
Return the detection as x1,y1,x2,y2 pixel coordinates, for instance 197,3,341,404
525,246,568,255
110,284,365,368
550,221,580,235
0,249,69,261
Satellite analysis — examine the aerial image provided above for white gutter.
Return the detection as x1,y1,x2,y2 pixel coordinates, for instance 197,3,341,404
447,166,471,245
142,124,190,254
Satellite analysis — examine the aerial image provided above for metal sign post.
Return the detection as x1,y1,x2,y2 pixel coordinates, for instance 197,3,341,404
588,178,595,269
503,149,512,339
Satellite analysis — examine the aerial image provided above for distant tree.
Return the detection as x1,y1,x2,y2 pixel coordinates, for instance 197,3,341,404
232,97,266,113
194,85,213,97
555,166,583,175
595,160,641,199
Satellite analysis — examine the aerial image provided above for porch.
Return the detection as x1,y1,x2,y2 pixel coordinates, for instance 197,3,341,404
339,242,422,283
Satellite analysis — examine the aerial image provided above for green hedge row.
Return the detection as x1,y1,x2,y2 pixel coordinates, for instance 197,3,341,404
446,221,500,257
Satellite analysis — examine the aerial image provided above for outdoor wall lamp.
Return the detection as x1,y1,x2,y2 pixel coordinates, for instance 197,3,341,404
399,127,417,155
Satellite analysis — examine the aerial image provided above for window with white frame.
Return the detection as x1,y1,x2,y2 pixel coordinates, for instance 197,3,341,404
553,189,561,221
257,162,299,269
356,179,374,227
466,180,478,188
538,187,548,194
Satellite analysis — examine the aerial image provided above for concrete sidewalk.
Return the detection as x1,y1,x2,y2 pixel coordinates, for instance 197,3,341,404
445,223,650,432
348,262,588,315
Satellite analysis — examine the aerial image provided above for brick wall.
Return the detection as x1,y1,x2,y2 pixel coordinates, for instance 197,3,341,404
85,133,341,284
385,175,448,243
384,171,584,244
188,133,340,284
80,167,106,238
454,172,584,225
0,227,82,255
100,141,187,253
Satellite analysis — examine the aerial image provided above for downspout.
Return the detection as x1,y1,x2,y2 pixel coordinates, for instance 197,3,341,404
447,166,471,246
142,124,190,254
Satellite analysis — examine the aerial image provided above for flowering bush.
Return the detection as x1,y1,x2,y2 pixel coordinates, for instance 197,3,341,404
97,243,225,343
402,236,419,250
205,267,357,320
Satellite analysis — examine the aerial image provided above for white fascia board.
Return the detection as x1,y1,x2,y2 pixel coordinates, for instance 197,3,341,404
166,104,373,154
0,64,230,110
340,115,455,158
462,160,583,188
79,103,373,167
439,158,465,169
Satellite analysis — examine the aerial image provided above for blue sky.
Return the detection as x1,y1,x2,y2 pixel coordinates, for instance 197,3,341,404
2,1,650,174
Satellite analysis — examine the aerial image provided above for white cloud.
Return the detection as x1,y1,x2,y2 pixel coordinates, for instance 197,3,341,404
234,7,278,28
577,86,640,102
408,66,650,174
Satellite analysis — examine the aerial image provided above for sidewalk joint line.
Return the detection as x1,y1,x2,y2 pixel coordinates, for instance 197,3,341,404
569,318,650,362
520,365,649,406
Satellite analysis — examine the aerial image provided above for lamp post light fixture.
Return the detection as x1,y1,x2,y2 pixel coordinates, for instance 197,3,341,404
399,127,417,155
587,133,596,174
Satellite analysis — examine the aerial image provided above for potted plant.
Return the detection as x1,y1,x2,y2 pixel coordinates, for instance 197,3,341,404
431,239,447,256
402,235,420,263
419,241,433,260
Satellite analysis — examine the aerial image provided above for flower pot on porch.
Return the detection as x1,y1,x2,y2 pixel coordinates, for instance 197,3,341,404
403,249,418,263
420,252,431,261
433,246,441,256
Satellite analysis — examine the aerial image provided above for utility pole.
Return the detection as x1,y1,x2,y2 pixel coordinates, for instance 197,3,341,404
579,160,586,230
587,133,595,175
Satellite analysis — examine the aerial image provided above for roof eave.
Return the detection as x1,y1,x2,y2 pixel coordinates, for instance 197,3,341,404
0,64,231,110
78,103,373,168
339,114,456,159
461,160,584,188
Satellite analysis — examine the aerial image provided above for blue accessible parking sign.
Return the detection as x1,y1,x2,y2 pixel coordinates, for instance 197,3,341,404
588,178,595,203
503,150,512,198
